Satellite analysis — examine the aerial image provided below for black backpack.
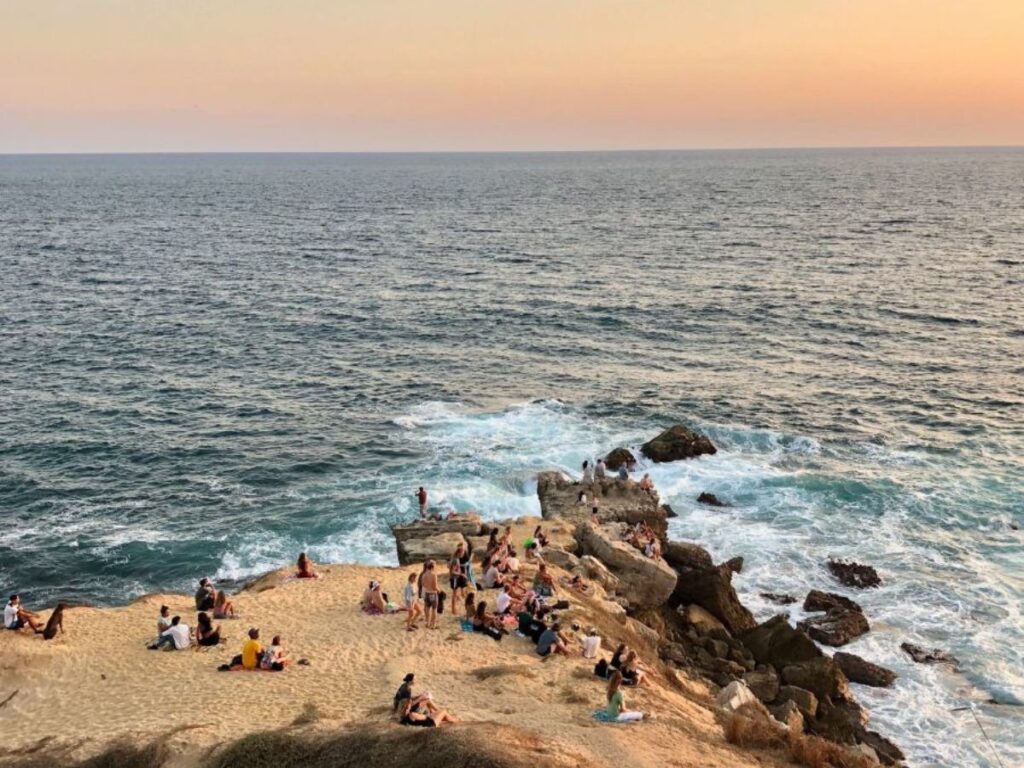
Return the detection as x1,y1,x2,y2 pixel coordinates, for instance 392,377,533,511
594,658,609,679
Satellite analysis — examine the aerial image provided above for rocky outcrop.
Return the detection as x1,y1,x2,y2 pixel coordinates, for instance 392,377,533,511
857,730,906,766
640,425,717,463
716,680,758,712
604,447,636,470
798,609,870,647
777,685,819,718
391,515,483,565
741,615,821,670
833,652,897,688
760,592,797,605
541,546,579,570
743,668,780,703
697,492,729,507
575,554,620,593
810,699,867,745
900,642,960,668
664,541,714,571
671,564,755,635
574,522,677,609
395,532,467,566
536,471,666,536
804,590,862,614
781,657,850,702
681,604,726,635
724,556,744,574
827,559,881,589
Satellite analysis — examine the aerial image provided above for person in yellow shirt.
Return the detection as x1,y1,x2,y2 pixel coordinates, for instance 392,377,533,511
240,627,263,669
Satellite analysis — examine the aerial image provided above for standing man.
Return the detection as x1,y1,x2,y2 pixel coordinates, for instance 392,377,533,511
421,560,440,630
416,486,428,519
595,459,607,480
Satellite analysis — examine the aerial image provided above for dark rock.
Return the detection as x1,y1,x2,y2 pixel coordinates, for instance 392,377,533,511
743,668,780,703
697,492,729,507
724,556,744,574
781,657,850,702
777,685,819,718
640,425,717,463
741,615,822,670
760,592,797,605
671,564,756,635
660,642,688,666
900,642,960,669
704,638,730,659
857,729,906,766
804,589,862,614
604,447,636,471
768,699,804,729
827,559,881,589
810,699,867,745
536,471,667,535
661,503,677,518
664,541,714,571
798,609,870,647
833,652,897,688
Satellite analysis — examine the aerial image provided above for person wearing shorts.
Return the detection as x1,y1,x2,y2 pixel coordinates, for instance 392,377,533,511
421,561,439,629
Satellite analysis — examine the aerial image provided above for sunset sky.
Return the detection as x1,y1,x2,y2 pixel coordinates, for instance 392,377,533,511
2,0,1022,152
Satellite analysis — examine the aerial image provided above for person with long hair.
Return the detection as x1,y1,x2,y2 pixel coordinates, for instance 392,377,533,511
213,589,237,620
403,572,423,631
606,670,647,722
196,611,221,647
471,601,504,642
296,552,319,579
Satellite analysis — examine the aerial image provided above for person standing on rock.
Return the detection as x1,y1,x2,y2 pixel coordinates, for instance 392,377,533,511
617,464,629,481
581,460,593,484
415,487,428,519
595,459,607,480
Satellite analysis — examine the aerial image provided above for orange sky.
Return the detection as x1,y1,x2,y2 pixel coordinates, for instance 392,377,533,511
2,0,1022,152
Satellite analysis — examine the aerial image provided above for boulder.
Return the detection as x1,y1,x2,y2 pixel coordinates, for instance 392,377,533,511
716,680,758,713
777,686,819,718
575,555,619,592
827,559,881,589
760,592,797,605
625,617,662,648
604,447,636,471
682,604,727,635
804,590,862,614
724,556,744,574
641,425,717,463
768,699,804,731
856,729,906,766
664,541,714,571
781,657,850,702
574,522,676,609
661,503,677,519
602,598,628,621
395,532,468,567
392,515,483,565
810,699,867,745
697,492,729,507
541,547,579,570
671,564,755,635
741,615,821,670
833,652,897,688
536,471,667,535
900,642,960,669
798,610,870,647
743,668,780,703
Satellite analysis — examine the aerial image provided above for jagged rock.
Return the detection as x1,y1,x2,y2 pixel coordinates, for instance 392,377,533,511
395,532,468,566
781,657,850,702
682,604,726,635
810,699,867,745
660,642,688,666
743,668,780,703
804,590,863,614
760,592,797,605
536,471,666,535
574,522,677,609
604,447,636,471
640,425,717,463
671,564,755,635
541,547,579,570
661,503,677,518
857,729,906,766
664,540,714,571
769,699,804,731
900,642,960,668
833,652,897,688
391,515,483,565
703,637,730,659
697,492,729,507
724,556,744,574
575,555,620,592
730,649,756,671
716,680,758,712
852,744,881,765
741,615,822,670
798,609,870,647
777,686,819,718
827,559,881,589
625,616,663,648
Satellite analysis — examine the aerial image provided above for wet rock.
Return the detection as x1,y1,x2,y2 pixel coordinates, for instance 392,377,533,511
604,447,636,471
810,699,867,745
536,470,666,534
574,522,677,609
798,609,870,647
664,541,714,571
827,559,881,589
743,668,780,703
640,425,717,463
395,532,468,566
781,657,850,702
724,556,744,574
697,492,729,507
833,652,897,688
741,615,822,670
804,589,863,614
760,592,797,605
671,564,756,635
682,604,727,635
857,729,906,766
777,685,818,718
900,642,960,669
661,503,677,518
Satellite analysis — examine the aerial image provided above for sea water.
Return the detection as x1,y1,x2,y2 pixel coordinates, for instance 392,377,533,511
0,150,1021,766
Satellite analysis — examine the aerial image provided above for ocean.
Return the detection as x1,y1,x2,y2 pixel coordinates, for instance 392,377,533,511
0,149,1021,766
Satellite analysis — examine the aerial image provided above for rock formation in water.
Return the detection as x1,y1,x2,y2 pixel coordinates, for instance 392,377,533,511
640,425,717,462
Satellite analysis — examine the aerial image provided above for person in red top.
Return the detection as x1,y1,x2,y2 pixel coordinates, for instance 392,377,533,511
416,487,427,519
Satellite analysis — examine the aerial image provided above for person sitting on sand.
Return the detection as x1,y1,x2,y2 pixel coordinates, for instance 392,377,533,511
196,612,222,647
481,557,505,590
194,578,217,612
610,643,628,671
534,526,549,548
150,615,193,650
605,670,647,722
576,490,588,507
155,605,172,641
517,605,547,644
536,621,569,657
404,573,423,631
362,580,389,614
42,603,67,640
399,694,459,728
5,595,43,633
261,635,291,670
560,573,590,594
500,546,521,574
494,583,521,616
421,561,440,630
620,650,650,687
532,563,555,597
464,591,476,619
591,494,600,518
471,601,504,642
213,590,237,620
582,627,602,659
234,627,262,670
296,552,319,579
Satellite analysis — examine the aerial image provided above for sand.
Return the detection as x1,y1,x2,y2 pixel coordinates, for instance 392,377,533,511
0,525,786,768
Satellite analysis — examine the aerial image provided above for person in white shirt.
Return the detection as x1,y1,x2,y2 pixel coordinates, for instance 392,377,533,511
581,460,594,484
582,628,602,659
5,595,42,633
595,459,607,479
149,615,192,650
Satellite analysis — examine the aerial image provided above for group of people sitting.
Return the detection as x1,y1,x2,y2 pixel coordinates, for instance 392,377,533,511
4,595,65,640
622,522,662,560
392,673,459,727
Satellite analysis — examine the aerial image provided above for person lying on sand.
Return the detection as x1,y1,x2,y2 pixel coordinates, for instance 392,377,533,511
213,590,238,620
5,595,43,633
536,621,570,657
296,552,319,579
605,670,649,722
261,635,291,671
399,694,459,727
149,615,193,650
196,612,222,647
194,578,217,612
471,601,505,642
41,603,67,640
404,573,423,631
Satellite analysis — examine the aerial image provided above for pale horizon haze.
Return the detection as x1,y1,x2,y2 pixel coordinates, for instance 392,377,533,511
2,0,1023,153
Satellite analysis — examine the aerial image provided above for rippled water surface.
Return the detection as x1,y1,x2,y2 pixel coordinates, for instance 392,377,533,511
1,150,1022,766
